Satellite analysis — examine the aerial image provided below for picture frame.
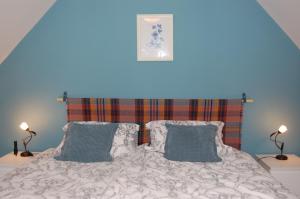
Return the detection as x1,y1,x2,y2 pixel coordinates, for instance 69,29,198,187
137,14,173,61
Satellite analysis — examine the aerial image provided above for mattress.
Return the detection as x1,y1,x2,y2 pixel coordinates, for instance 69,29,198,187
0,146,297,199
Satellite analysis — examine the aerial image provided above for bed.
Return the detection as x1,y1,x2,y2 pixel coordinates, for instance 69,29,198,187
0,97,298,198
0,145,297,199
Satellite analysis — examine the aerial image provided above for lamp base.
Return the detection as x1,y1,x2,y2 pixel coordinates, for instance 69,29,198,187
21,151,33,157
276,154,288,160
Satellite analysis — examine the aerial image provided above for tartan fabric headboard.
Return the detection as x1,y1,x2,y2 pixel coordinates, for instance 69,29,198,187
66,98,244,149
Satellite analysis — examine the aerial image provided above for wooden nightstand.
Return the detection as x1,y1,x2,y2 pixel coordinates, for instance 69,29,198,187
0,152,39,176
256,154,300,197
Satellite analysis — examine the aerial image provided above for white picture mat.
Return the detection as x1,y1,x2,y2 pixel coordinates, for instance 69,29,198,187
137,14,173,61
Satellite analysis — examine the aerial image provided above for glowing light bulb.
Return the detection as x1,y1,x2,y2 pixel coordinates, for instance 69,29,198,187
278,125,287,134
20,122,29,131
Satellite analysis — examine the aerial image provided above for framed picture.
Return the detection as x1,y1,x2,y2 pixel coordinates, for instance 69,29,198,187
137,14,173,61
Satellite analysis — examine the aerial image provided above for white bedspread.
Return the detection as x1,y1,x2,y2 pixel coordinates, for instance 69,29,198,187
0,146,298,199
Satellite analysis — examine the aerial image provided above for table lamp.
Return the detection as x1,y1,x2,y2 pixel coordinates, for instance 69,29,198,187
270,125,288,160
19,122,37,157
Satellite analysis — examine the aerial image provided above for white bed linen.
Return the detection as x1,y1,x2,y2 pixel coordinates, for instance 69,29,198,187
0,146,297,199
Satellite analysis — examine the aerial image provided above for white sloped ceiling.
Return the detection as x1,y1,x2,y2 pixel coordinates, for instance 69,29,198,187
0,0,56,64
0,0,298,65
257,0,300,50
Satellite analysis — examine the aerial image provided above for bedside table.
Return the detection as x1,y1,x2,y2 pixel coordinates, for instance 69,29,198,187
0,152,39,176
256,154,300,197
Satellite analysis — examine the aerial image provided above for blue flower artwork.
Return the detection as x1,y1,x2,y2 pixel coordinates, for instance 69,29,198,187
148,24,164,49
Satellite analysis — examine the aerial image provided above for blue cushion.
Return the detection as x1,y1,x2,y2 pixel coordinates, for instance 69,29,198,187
55,123,118,162
164,124,222,162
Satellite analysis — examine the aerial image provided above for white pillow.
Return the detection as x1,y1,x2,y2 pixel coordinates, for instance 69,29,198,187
110,123,139,158
55,122,139,158
145,120,225,153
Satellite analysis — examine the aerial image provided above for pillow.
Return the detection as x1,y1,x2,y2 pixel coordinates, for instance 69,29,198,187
145,120,224,153
55,123,118,162
110,123,139,157
56,122,139,158
164,124,222,162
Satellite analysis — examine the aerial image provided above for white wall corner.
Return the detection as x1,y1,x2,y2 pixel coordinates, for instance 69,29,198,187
257,0,300,50
0,0,56,64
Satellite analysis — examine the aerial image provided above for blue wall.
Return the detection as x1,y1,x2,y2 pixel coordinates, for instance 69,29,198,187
0,0,299,157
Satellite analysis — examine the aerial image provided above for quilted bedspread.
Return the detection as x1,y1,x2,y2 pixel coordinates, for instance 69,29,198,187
0,146,298,199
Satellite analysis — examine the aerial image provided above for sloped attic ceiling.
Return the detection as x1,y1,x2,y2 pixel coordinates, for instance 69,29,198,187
257,0,300,49
0,0,56,64
0,0,299,65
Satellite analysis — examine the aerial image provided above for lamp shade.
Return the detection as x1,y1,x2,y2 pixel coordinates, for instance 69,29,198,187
278,125,288,134
20,122,29,131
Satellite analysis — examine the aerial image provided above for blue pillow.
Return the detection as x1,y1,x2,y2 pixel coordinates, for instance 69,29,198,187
55,123,118,162
164,124,222,162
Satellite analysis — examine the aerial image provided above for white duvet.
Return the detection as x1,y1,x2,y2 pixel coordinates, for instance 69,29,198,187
0,146,298,199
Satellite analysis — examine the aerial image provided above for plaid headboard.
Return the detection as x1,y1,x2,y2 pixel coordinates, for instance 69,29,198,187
66,98,244,149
